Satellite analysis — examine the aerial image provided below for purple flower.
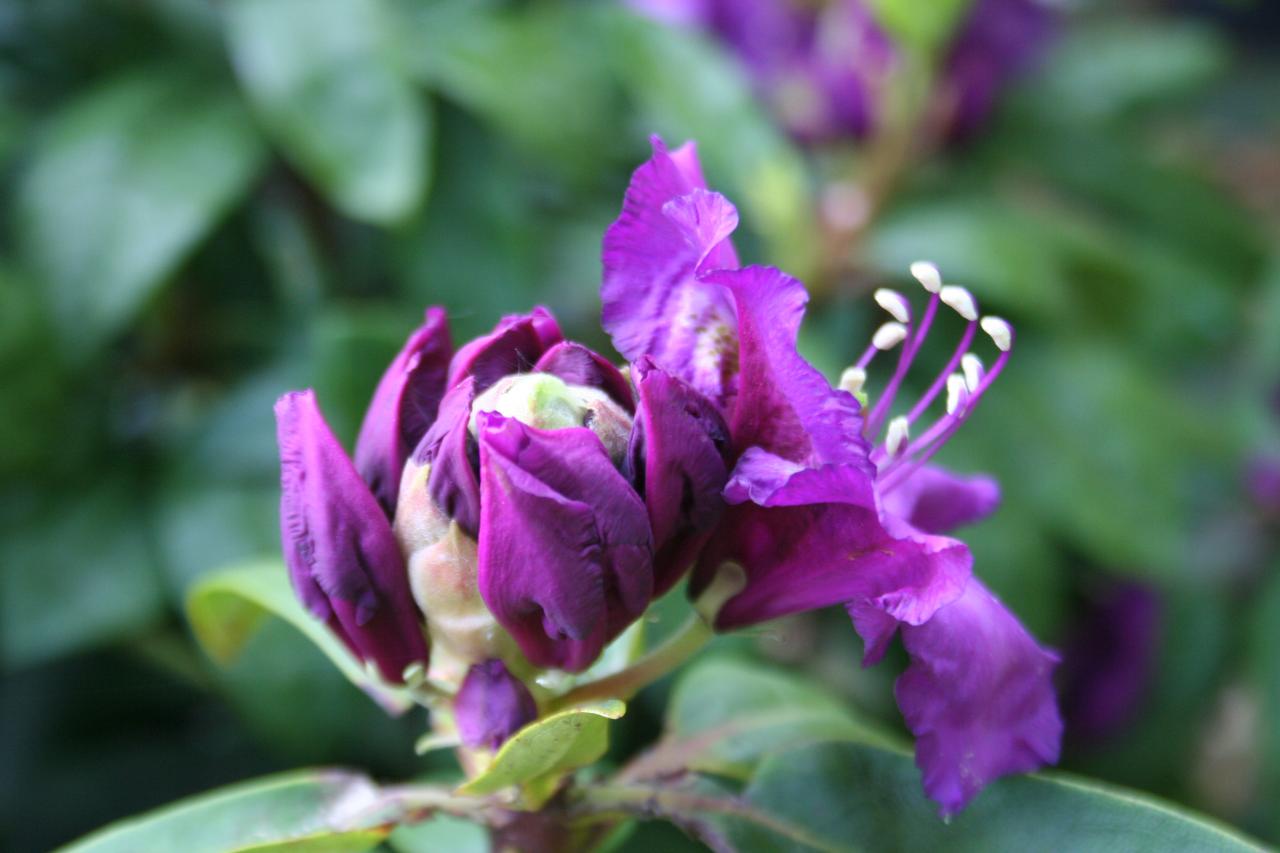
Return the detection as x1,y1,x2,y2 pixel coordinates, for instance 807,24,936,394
275,390,430,684
627,0,1055,143
273,133,1058,815
601,136,1060,814
455,659,539,750
1060,582,1162,740
279,299,729,679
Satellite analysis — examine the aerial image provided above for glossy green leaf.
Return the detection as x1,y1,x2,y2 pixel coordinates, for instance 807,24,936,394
723,741,1265,852
389,813,489,853
458,700,626,800
665,657,889,779
1031,22,1227,122
61,770,397,853
394,0,622,178
186,559,412,714
226,0,431,223
16,70,265,353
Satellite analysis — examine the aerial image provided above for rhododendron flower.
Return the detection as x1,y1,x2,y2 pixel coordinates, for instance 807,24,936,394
273,134,1059,812
627,0,1056,142
602,136,1061,814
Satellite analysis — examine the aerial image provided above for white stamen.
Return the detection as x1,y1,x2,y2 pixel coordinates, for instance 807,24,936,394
872,322,908,350
961,353,984,393
885,416,910,456
839,366,867,395
910,260,942,293
946,373,969,415
940,285,978,321
981,316,1012,351
874,288,911,324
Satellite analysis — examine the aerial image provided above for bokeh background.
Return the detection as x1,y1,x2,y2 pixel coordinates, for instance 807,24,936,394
1,0,1278,850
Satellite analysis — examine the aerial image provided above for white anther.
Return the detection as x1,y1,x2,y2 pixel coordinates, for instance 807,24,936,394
946,373,969,415
961,353,984,393
874,288,911,324
872,322,908,350
885,416,910,456
939,285,978,321
910,260,942,293
981,316,1012,351
839,366,867,395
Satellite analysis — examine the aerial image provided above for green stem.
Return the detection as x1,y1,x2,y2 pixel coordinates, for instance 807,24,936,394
551,613,713,709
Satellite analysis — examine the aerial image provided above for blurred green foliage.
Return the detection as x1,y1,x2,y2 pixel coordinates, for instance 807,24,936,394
0,0,1278,850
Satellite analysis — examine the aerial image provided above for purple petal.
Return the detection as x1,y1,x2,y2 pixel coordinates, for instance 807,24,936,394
699,448,969,630
455,659,539,750
880,465,1001,535
447,307,564,393
354,307,453,515
1060,582,1161,739
476,413,654,672
412,378,482,535
629,357,731,595
601,136,740,407
943,0,1057,138
533,341,634,411
894,578,1062,815
275,390,429,684
705,264,872,469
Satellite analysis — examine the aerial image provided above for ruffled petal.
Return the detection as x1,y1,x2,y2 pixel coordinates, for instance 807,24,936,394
628,357,730,595
411,378,482,536
354,307,453,515
533,341,634,411
476,412,654,672
699,448,969,630
894,578,1062,815
601,136,740,406
455,659,539,750
447,307,564,393
705,264,873,469
880,465,1000,535
275,390,428,684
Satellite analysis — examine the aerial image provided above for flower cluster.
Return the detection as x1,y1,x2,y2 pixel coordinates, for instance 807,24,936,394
628,0,1057,142
274,137,1060,815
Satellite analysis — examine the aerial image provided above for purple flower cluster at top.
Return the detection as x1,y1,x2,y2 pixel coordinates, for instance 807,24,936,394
628,0,1056,142
273,136,1060,815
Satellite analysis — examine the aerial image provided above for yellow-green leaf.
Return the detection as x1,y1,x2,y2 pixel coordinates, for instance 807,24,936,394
186,559,412,715
458,700,626,802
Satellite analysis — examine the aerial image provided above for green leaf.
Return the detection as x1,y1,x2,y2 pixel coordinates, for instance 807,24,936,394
665,657,890,779
393,0,622,179
16,70,265,353
724,741,1266,852
226,0,431,223
609,15,820,282
1030,22,1228,122
389,814,489,853
61,770,397,853
186,559,412,714
1,478,166,668
458,700,626,803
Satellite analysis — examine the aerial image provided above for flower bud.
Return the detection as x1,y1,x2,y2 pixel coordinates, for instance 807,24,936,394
275,390,429,684
476,411,654,671
394,452,515,678
454,659,538,750
353,308,452,516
